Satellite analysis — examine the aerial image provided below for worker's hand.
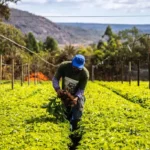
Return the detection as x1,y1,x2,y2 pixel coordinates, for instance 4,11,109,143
56,89,63,97
72,97,78,105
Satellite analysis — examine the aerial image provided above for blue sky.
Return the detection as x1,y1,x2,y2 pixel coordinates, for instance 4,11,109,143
9,0,150,24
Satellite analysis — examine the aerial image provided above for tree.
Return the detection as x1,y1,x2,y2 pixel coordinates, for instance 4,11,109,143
104,25,113,37
96,26,125,80
118,26,140,43
98,26,116,52
0,0,20,20
0,22,25,55
118,27,147,62
43,36,58,52
38,41,44,51
97,40,103,50
25,32,39,54
0,22,27,80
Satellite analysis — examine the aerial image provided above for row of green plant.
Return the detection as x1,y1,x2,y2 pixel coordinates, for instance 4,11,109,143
1,81,150,149
77,82,150,149
0,82,71,150
99,81,150,109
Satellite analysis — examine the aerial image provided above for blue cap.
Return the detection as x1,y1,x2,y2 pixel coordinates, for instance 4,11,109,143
72,54,85,69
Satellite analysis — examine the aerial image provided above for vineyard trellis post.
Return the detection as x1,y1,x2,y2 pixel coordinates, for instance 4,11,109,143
121,61,123,84
147,34,150,89
12,57,14,90
0,54,2,83
37,60,39,84
127,45,132,86
25,63,28,83
129,61,131,86
21,62,23,86
92,65,95,81
137,60,140,86
27,63,30,85
34,64,37,85
148,49,150,89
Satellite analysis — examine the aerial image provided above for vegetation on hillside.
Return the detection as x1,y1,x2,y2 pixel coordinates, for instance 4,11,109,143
0,0,20,20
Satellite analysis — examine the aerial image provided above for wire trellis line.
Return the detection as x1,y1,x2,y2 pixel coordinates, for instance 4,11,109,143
0,34,59,67
10,15,150,18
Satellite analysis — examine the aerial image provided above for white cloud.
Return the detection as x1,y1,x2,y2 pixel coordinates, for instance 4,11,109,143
46,0,150,12
10,0,150,11
7,0,150,24
9,0,48,7
9,0,150,17
9,0,150,10
21,0,48,4
56,0,63,2
9,2,18,8
91,0,150,12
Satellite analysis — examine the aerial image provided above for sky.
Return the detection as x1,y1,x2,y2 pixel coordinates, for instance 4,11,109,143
9,0,150,24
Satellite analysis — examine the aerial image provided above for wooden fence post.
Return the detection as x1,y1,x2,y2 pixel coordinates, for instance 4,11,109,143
129,61,131,86
12,58,14,89
34,65,36,85
92,65,95,81
27,63,30,85
137,60,140,86
0,55,2,83
121,61,123,84
21,62,23,86
37,61,39,84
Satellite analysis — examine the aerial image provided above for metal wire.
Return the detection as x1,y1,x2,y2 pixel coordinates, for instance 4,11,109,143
0,34,59,67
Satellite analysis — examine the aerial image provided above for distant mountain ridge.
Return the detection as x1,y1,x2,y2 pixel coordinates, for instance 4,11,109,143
5,9,101,44
4,9,150,45
58,23,150,34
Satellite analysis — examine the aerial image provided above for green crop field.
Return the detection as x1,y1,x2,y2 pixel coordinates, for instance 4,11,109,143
0,81,150,150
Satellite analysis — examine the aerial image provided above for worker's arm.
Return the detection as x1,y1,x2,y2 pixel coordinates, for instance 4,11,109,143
52,63,65,96
52,77,60,92
75,89,84,99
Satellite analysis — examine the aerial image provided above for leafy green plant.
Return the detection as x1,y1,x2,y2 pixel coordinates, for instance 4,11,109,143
77,81,150,149
45,97,67,122
100,81,150,109
0,82,71,149
1,81,150,149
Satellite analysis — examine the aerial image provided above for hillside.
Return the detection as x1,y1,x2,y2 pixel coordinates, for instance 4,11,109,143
4,9,150,45
5,9,101,44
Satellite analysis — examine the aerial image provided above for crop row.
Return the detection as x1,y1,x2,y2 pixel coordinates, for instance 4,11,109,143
77,82,150,149
0,82,71,150
1,81,150,150
99,81,150,109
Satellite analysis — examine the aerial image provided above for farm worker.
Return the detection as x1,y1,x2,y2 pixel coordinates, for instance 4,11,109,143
52,54,89,131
